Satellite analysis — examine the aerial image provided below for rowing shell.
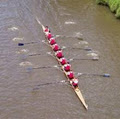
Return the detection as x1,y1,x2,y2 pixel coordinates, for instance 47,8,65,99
56,55,88,110
37,19,88,110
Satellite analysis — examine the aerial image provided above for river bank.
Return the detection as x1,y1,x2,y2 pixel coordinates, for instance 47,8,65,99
96,0,120,18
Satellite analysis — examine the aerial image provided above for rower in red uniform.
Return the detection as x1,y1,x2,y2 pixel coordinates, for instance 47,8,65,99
45,31,53,40
59,57,67,65
66,71,74,79
44,26,50,32
63,63,71,72
55,50,63,59
70,78,78,88
52,43,59,51
49,37,56,45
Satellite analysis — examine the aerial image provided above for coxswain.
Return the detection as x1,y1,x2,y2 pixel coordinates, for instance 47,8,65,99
49,37,56,45
55,50,63,59
44,26,50,32
59,57,67,65
52,43,59,51
66,71,74,79
63,63,71,72
70,78,79,88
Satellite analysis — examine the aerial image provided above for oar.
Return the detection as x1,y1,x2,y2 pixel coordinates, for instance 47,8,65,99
18,40,91,51
27,53,42,57
42,40,92,51
69,57,99,62
18,41,40,46
26,65,60,72
61,46,92,51
33,80,68,90
47,51,99,62
55,35,83,40
42,40,92,52
21,53,44,60
22,51,98,62
76,72,110,78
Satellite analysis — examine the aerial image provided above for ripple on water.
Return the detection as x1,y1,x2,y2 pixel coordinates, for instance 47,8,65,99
73,32,83,37
64,21,76,25
8,26,19,31
19,61,33,66
16,49,29,54
12,37,24,41
78,41,88,45
87,50,100,57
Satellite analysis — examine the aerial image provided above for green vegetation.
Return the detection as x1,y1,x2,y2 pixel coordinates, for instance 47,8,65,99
96,0,120,18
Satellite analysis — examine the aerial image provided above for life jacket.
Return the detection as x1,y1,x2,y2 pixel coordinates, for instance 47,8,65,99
49,38,56,45
52,44,59,51
55,50,63,59
63,64,71,72
59,57,67,65
72,78,78,87
66,71,74,79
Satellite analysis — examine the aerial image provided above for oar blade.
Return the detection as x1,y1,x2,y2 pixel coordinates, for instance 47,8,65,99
103,74,110,77
84,48,92,51
18,43,24,46
26,67,33,72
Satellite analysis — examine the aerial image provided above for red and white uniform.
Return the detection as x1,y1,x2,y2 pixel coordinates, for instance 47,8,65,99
49,38,56,45
59,57,67,65
71,78,78,88
52,44,59,51
44,28,49,32
63,63,71,72
66,71,74,79
55,50,63,59
46,32,52,40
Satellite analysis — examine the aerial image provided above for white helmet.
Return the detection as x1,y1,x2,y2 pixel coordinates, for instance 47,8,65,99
73,79,78,84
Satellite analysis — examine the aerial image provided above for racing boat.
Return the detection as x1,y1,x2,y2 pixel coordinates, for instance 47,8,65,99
37,19,88,110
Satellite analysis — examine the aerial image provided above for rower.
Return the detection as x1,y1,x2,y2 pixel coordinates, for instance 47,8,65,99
46,32,53,40
70,78,79,88
63,63,71,72
49,37,56,45
44,26,50,32
66,71,74,79
55,49,63,59
52,43,59,52
59,57,67,65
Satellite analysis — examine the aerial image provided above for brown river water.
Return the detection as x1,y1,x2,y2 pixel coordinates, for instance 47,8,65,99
0,0,120,119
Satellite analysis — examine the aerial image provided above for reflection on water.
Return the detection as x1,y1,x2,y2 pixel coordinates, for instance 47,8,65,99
0,0,120,119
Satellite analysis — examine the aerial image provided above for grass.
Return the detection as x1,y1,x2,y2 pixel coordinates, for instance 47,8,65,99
96,0,120,18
